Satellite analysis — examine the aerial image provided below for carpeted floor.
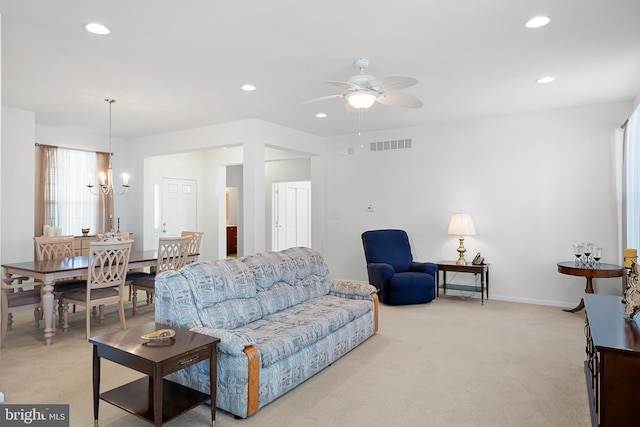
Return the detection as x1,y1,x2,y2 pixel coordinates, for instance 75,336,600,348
0,294,591,426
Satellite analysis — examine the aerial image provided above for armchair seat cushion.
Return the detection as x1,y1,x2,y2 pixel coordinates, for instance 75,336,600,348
390,272,435,305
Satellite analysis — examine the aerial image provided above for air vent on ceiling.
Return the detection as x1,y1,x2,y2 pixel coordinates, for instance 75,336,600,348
369,138,412,152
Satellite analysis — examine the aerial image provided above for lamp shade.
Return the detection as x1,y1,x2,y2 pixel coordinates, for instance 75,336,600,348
347,91,377,109
447,213,476,236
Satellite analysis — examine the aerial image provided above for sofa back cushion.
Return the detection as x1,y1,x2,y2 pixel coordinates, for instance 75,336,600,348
154,269,204,329
181,259,263,329
242,247,331,316
240,251,296,291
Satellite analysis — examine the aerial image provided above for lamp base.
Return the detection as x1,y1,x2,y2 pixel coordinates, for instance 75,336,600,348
456,236,467,265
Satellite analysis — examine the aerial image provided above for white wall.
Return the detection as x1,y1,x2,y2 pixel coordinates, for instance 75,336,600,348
317,101,632,307
1,101,634,309
1,108,35,262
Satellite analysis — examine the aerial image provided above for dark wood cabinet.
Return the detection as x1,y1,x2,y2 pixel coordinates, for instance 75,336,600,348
584,294,640,427
226,225,237,254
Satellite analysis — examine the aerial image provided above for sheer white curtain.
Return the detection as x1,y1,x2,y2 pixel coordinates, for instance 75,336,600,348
55,148,99,235
56,148,98,236
625,104,640,250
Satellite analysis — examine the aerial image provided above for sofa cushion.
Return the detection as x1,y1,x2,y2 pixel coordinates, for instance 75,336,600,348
154,270,204,329
235,295,373,368
183,259,257,309
240,251,296,290
254,281,307,315
199,297,263,330
281,247,329,280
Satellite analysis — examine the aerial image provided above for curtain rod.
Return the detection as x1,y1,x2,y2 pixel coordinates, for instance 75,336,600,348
35,142,110,155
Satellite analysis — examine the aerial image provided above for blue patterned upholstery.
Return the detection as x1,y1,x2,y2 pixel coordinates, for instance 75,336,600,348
155,247,377,418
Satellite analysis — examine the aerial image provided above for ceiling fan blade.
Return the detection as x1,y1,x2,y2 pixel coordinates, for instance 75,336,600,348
370,76,418,92
301,94,345,105
321,80,362,91
376,91,423,108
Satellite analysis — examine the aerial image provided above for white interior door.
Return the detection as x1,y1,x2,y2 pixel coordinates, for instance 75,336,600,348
157,178,197,240
273,181,311,251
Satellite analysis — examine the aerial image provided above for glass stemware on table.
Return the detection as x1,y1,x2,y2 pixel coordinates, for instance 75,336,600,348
573,243,603,268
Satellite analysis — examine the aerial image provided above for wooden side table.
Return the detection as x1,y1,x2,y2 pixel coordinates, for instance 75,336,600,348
436,261,490,305
557,261,625,313
89,322,220,427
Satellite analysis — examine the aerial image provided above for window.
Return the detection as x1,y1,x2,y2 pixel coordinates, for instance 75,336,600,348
55,148,100,235
624,105,640,250
36,145,110,236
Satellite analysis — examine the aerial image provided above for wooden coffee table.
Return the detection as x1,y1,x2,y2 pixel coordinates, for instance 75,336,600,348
89,322,220,427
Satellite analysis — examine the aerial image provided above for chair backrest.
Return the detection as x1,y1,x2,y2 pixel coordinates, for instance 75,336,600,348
361,229,414,272
157,236,192,273
34,235,76,261
181,231,204,258
88,240,133,291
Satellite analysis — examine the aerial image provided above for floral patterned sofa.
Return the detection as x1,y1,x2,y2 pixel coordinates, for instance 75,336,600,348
155,246,379,418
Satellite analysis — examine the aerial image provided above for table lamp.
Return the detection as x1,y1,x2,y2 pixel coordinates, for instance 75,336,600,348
447,213,476,265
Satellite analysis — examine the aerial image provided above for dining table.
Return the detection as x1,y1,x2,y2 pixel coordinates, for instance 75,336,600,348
2,250,181,345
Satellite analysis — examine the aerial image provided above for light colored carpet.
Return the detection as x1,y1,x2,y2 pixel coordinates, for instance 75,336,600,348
0,294,590,426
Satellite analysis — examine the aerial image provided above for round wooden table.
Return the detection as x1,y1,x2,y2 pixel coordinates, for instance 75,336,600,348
557,261,625,313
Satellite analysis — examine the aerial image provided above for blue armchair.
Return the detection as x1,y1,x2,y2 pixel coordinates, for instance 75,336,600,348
361,229,437,305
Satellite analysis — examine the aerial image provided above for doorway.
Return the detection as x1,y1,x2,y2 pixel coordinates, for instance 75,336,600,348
155,178,197,242
272,181,311,251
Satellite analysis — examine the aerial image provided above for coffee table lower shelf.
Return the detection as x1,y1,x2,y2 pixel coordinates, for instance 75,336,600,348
100,377,210,424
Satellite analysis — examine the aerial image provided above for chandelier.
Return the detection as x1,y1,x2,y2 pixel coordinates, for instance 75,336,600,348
87,99,130,195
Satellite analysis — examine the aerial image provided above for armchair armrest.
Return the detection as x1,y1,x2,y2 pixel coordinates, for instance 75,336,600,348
366,262,394,287
409,261,437,278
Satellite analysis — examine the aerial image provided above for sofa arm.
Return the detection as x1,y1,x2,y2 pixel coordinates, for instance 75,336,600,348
409,261,437,278
329,279,377,299
189,326,257,356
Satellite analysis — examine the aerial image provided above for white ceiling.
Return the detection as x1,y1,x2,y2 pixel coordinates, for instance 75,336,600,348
1,0,639,140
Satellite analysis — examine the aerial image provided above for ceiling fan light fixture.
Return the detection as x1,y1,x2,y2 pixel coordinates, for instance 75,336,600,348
347,92,377,109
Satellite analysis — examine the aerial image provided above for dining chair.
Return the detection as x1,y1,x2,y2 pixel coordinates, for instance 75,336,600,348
1,277,41,348
61,240,133,339
131,235,191,315
34,235,86,321
181,230,204,263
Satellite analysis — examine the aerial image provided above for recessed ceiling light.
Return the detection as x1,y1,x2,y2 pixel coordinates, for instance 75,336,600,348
315,113,327,118
241,84,256,91
526,16,550,28
536,76,555,83
85,23,111,35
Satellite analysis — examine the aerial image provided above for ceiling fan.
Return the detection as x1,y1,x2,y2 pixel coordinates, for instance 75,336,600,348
304,58,423,111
